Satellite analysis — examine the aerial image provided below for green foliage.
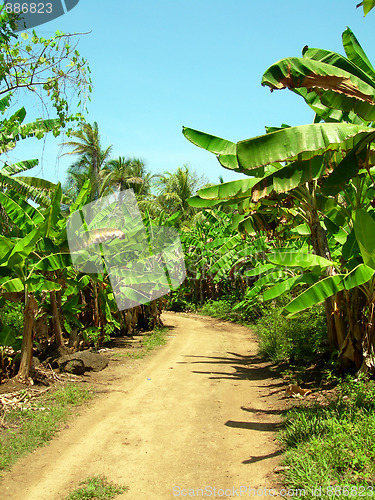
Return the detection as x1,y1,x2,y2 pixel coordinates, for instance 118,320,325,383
199,294,263,324
357,1,375,16
255,299,327,364
0,302,23,337
67,476,127,500
183,27,375,371
0,21,91,128
82,327,111,349
165,293,198,312
280,376,375,496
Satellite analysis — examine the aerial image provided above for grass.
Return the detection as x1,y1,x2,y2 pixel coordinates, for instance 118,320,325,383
66,475,127,499
0,383,92,472
279,375,375,499
142,326,168,351
112,326,168,360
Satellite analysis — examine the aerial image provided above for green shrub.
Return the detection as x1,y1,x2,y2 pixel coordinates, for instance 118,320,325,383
254,299,327,364
199,298,246,323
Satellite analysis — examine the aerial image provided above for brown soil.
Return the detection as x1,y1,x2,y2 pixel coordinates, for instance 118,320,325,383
1,312,289,499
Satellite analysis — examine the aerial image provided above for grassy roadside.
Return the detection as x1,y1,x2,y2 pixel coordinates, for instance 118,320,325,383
279,375,375,499
111,326,169,359
0,384,93,473
192,298,375,498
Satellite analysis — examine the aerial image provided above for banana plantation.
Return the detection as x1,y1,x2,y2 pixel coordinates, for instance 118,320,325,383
2,4,375,389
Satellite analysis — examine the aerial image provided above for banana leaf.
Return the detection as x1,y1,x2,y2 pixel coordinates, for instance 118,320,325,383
353,208,375,269
263,272,320,301
342,28,375,80
343,263,375,290
262,56,375,121
0,326,21,349
283,274,345,317
267,251,334,269
357,1,375,16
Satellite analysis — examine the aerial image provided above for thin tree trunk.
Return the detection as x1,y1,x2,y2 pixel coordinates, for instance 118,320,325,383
17,294,38,381
310,210,347,351
92,280,100,327
50,291,64,347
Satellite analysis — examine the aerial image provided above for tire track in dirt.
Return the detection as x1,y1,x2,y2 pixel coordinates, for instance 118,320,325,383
1,312,287,499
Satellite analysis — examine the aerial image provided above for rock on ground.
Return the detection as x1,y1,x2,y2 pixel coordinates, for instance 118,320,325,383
57,351,108,374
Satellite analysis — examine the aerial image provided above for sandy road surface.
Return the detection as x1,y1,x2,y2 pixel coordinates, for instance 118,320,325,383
1,312,286,500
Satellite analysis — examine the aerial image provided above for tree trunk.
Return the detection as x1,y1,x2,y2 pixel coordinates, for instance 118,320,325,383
92,281,100,327
50,291,64,346
17,294,38,381
310,210,347,351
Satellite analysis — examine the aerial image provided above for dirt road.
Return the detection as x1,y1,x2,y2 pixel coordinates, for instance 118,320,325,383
1,312,287,499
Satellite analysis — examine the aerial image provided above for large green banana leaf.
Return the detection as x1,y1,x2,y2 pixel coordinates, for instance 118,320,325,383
245,263,275,277
342,263,375,289
6,224,46,268
262,56,375,122
237,123,374,172
283,263,374,317
353,208,375,269
184,124,375,182
182,127,239,171
0,191,35,231
283,275,345,316
0,159,39,176
0,326,21,350
263,273,320,301
0,278,24,293
267,251,334,269
342,28,375,80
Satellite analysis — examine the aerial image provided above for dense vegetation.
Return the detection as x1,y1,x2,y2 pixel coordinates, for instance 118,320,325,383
1,1,375,497
2,2,375,383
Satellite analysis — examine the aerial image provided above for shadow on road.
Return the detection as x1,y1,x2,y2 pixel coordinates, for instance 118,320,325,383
178,351,284,385
179,350,286,467
242,450,282,465
225,420,283,432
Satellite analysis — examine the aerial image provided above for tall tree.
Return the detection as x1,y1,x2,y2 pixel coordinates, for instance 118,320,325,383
102,156,155,199
62,122,112,201
155,165,208,218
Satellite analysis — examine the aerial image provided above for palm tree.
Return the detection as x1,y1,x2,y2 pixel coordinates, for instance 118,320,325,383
155,165,208,218
102,156,155,199
61,122,112,201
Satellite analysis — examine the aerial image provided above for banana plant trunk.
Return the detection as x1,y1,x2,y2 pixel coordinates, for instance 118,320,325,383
17,293,38,381
310,210,348,355
50,291,64,347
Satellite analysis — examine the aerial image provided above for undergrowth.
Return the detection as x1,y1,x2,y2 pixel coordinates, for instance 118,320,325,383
254,300,327,364
0,384,92,472
112,326,168,359
280,375,375,498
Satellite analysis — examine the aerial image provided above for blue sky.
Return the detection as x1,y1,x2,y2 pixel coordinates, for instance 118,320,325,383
5,0,375,186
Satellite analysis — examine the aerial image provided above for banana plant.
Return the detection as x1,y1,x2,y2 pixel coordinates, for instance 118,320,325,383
183,31,375,371
0,184,74,380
